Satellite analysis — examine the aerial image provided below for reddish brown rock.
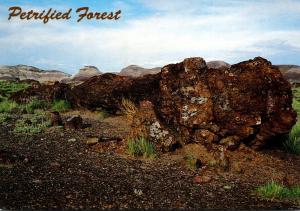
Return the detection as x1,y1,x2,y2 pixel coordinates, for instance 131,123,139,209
157,57,296,149
50,111,63,127
130,100,179,152
10,81,73,104
71,73,161,112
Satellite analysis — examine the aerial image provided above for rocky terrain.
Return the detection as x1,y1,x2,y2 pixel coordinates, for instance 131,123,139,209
0,57,299,210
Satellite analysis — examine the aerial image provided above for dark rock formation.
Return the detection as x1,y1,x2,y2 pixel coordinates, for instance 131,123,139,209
50,111,63,126
71,73,161,112
65,115,83,130
9,57,296,150
10,81,73,104
156,57,296,149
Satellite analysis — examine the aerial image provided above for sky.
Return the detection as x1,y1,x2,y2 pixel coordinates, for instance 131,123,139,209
0,0,299,74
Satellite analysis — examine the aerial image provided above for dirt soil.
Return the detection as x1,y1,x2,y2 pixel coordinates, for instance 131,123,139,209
0,111,300,210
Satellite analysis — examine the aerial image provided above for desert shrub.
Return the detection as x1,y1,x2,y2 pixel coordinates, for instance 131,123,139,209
256,181,300,200
13,113,51,134
0,113,11,123
121,98,137,122
186,154,197,170
127,136,156,158
24,98,49,114
0,81,30,95
0,99,18,113
284,122,300,155
51,100,71,112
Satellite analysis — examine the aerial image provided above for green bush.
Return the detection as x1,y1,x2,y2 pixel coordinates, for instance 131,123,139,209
51,100,71,112
0,81,30,95
127,137,156,158
284,122,300,155
24,98,49,114
256,181,300,200
13,113,51,134
0,99,18,113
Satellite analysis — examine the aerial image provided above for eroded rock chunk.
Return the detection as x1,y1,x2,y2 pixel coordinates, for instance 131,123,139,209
65,115,83,130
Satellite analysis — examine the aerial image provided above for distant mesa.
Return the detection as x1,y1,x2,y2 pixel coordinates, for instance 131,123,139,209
119,65,161,78
71,66,102,82
0,65,70,82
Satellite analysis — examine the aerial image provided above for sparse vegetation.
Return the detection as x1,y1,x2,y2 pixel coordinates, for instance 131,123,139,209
0,80,30,96
186,154,197,170
24,98,49,114
0,113,11,123
121,98,137,122
13,112,51,134
51,100,71,112
284,122,300,155
127,136,156,158
256,181,300,200
0,99,18,113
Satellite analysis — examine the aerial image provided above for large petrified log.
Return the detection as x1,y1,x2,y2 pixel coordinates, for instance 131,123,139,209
70,73,161,112
10,57,296,150
156,57,296,149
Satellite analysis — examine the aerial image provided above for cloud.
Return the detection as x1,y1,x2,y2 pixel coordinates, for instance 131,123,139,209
0,0,299,73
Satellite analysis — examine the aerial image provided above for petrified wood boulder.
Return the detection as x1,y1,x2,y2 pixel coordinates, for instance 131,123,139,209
156,57,296,149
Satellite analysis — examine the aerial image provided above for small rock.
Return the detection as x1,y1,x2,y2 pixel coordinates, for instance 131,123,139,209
86,137,99,145
193,175,211,184
65,115,83,130
133,189,143,196
50,162,61,168
50,111,63,126
67,138,76,142
223,185,232,190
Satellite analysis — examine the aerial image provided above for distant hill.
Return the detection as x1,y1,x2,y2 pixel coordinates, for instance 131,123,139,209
119,65,161,78
207,61,231,69
70,66,102,82
1,62,299,84
0,65,70,82
276,65,300,83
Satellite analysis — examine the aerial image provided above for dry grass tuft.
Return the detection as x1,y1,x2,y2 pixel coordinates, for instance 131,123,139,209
121,98,137,122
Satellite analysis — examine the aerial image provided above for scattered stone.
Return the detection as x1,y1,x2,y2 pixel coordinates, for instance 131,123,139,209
193,175,212,184
223,185,232,190
65,115,83,130
86,137,99,146
67,138,77,142
133,189,143,196
50,111,63,126
50,162,61,168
